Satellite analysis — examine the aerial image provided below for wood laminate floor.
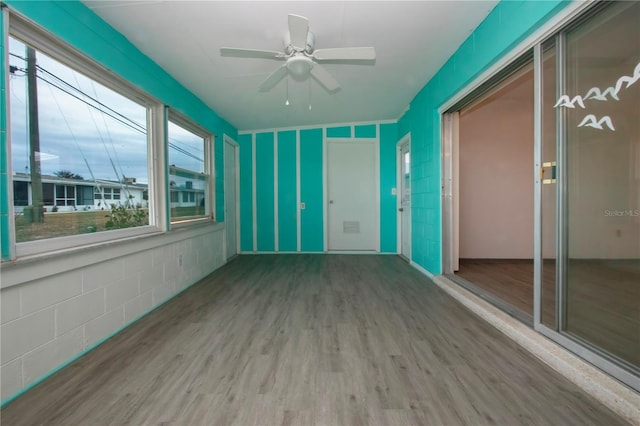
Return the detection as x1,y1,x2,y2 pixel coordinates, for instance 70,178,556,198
1,255,629,425
455,260,536,316
455,259,639,367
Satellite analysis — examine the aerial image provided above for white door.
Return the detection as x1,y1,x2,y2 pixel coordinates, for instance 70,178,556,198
327,140,377,251
224,138,238,260
399,139,411,260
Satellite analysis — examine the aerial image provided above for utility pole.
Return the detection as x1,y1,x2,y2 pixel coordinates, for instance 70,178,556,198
27,46,44,222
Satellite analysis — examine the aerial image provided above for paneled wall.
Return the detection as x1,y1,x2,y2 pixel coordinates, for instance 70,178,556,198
239,122,398,253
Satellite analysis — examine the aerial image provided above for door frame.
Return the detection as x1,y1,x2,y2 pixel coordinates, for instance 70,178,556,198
223,135,240,261
323,137,380,253
396,133,411,261
441,113,459,274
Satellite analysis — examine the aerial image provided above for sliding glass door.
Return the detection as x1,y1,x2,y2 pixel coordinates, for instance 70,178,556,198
442,0,639,389
536,1,639,384
563,1,639,369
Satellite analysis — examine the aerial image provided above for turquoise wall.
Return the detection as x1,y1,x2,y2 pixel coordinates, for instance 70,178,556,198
277,130,297,252
238,134,253,251
399,0,568,274
379,123,398,253
238,122,398,253
299,128,324,251
256,132,275,251
0,1,237,258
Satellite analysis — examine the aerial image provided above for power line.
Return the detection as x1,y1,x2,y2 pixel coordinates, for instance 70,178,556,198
89,79,128,181
11,51,205,164
36,63,145,133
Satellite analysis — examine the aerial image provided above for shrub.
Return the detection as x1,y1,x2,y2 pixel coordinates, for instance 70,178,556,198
105,204,148,230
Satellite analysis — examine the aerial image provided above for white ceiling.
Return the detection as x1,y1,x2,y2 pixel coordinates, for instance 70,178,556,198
84,1,498,131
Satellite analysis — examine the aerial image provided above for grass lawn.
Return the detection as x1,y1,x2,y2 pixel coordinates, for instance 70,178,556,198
15,210,144,243
15,206,204,242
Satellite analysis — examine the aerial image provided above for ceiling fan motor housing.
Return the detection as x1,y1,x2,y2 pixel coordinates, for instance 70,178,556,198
283,31,315,55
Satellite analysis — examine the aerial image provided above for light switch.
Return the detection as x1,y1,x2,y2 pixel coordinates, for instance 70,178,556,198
391,188,397,195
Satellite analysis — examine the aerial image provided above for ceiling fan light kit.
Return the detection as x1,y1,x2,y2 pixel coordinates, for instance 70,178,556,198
220,13,376,96
286,56,314,80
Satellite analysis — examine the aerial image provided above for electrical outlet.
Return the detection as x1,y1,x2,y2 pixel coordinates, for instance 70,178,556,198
300,202,306,210
391,188,397,195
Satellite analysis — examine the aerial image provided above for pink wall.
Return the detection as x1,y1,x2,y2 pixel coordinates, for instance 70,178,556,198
459,71,534,259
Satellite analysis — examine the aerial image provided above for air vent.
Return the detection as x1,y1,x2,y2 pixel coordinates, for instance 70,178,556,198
343,221,360,234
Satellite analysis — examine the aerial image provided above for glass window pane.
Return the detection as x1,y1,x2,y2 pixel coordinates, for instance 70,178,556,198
168,120,208,221
9,37,150,241
42,183,54,204
168,121,205,173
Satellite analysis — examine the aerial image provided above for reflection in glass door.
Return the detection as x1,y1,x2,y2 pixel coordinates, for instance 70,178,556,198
561,2,640,370
540,2,640,376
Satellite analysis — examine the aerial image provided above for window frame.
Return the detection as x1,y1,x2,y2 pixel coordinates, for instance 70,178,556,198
5,11,167,259
167,109,215,226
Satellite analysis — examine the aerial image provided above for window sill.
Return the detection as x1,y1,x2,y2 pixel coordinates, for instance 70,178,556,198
0,221,224,289
170,216,213,228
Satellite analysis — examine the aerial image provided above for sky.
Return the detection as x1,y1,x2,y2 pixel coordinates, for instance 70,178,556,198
9,37,204,186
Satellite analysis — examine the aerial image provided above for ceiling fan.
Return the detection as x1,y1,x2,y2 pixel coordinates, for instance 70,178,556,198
220,14,376,93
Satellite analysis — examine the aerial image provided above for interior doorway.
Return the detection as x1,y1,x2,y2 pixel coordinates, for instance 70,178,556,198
445,63,535,321
397,135,411,261
326,139,378,251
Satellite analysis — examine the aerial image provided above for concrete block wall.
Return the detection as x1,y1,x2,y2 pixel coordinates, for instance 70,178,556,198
0,224,226,402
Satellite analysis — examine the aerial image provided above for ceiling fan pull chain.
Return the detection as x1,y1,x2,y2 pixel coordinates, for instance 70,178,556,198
285,78,290,106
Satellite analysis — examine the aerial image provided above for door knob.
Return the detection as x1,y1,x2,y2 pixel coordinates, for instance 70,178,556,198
398,207,404,212
329,200,334,204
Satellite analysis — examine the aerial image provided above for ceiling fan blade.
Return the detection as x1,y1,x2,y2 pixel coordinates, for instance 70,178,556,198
310,64,340,92
220,47,285,60
258,65,288,92
288,14,309,49
313,47,376,61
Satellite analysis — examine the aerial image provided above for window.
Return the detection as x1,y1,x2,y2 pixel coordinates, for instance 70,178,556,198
42,183,54,206
168,112,213,223
13,181,28,206
55,185,75,207
94,187,121,204
7,15,159,254
76,185,93,206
